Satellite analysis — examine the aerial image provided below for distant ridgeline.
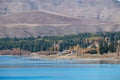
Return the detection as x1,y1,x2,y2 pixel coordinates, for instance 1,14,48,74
0,32,120,55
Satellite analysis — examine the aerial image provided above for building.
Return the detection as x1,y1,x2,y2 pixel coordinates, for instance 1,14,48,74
71,50,77,54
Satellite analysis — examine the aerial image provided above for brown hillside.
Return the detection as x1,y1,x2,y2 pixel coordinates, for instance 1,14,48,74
0,10,119,38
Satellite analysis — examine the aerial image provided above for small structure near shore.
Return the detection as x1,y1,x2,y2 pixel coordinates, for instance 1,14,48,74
30,53,39,59
71,50,77,54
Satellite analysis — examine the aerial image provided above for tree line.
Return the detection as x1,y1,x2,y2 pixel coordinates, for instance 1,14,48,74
0,32,120,54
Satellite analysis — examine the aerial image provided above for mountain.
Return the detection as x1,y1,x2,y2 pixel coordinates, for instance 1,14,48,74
0,0,120,38
0,0,120,22
0,10,119,38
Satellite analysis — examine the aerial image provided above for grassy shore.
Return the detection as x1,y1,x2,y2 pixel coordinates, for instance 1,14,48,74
29,53,120,60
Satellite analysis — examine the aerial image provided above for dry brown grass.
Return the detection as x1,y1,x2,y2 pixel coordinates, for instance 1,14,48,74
42,53,120,60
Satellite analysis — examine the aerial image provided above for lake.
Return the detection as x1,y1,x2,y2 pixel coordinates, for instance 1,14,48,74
0,56,120,80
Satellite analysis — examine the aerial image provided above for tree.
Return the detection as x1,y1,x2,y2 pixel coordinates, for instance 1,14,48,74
108,41,116,53
99,41,109,55
99,43,104,55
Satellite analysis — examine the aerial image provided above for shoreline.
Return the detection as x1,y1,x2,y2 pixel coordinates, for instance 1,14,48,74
28,54,120,60
1,53,120,60
1,55,120,64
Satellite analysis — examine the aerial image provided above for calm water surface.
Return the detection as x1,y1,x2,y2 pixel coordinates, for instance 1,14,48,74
0,56,120,80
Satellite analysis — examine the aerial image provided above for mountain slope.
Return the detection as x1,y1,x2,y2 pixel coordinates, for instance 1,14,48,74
0,0,120,22
0,10,119,38
0,0,120,38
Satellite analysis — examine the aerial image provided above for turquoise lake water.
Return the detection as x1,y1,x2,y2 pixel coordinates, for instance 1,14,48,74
0,56,120,80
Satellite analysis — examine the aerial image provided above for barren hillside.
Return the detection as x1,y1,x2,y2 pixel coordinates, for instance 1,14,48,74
0,10,119,38
0,0,120,38
0,0,120,22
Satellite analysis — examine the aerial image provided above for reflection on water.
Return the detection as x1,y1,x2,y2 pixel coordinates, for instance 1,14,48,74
0,56,120,80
